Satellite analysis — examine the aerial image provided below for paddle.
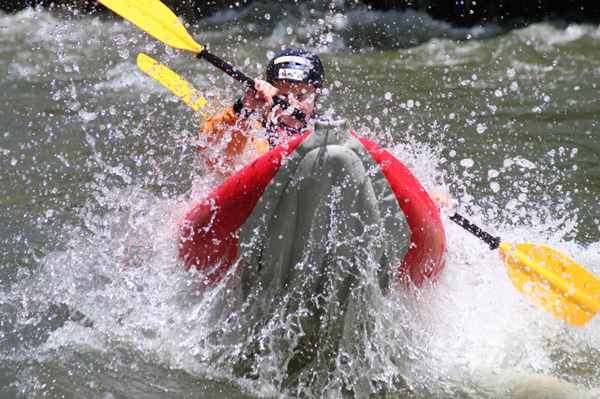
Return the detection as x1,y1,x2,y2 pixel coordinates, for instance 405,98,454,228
98,0,307,123
450,212,600,326
137,53,209,118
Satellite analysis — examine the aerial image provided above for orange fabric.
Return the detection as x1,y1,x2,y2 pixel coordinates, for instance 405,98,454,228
198,104,269,176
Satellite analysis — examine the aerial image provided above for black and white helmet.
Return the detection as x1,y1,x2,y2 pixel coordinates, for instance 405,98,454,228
266,48,325,88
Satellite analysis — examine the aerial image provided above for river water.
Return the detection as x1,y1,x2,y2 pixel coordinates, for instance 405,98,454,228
1,4,600,398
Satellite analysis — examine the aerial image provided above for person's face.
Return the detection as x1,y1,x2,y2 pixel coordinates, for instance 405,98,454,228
268,81,318,130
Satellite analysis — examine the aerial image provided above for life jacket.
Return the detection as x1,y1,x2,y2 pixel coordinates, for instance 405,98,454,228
197,104,270,177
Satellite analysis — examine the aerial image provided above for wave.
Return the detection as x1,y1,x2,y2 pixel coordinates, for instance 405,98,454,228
2,5,600,398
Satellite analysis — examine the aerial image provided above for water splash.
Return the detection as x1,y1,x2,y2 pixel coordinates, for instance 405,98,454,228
2,6,600,399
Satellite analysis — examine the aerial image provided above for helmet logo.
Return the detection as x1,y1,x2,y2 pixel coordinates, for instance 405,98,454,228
278,68,307,81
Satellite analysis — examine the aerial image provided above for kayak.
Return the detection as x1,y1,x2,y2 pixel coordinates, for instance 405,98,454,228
179,120,446,291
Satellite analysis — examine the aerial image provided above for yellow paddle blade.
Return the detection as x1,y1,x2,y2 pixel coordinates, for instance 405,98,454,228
499,242,600,326
99,0,201,53
137,53,208,115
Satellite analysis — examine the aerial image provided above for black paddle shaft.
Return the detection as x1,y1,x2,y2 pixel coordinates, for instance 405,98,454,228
197,50,307,123
450,213,501,250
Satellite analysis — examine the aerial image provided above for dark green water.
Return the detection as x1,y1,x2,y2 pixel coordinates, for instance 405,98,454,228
1,5,599,399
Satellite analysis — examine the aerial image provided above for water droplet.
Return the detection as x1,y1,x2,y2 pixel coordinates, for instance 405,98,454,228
118,48,130,59
513,157,536,169
86,134,96,147
571,148,578,155
384,92,392,101
79,109,98,122
264,13,271,20
506,199,518,210
11,157,18,166
476,123,487,134
67,101,81,112
488,169,499,178
490,182,500,193
460,158,474,168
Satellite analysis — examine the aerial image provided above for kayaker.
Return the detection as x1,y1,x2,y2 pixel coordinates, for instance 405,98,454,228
197,47,324,177
197,47,453,210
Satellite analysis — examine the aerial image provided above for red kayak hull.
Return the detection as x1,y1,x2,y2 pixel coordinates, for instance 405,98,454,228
180,122,445,288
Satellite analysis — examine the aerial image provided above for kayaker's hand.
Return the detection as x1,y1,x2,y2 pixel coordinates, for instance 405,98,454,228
429,189,454,211
241,79,278,111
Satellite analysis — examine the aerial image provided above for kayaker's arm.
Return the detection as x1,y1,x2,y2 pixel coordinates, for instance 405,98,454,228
197,101,268,176
429,188,454,211
240,79,279,111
